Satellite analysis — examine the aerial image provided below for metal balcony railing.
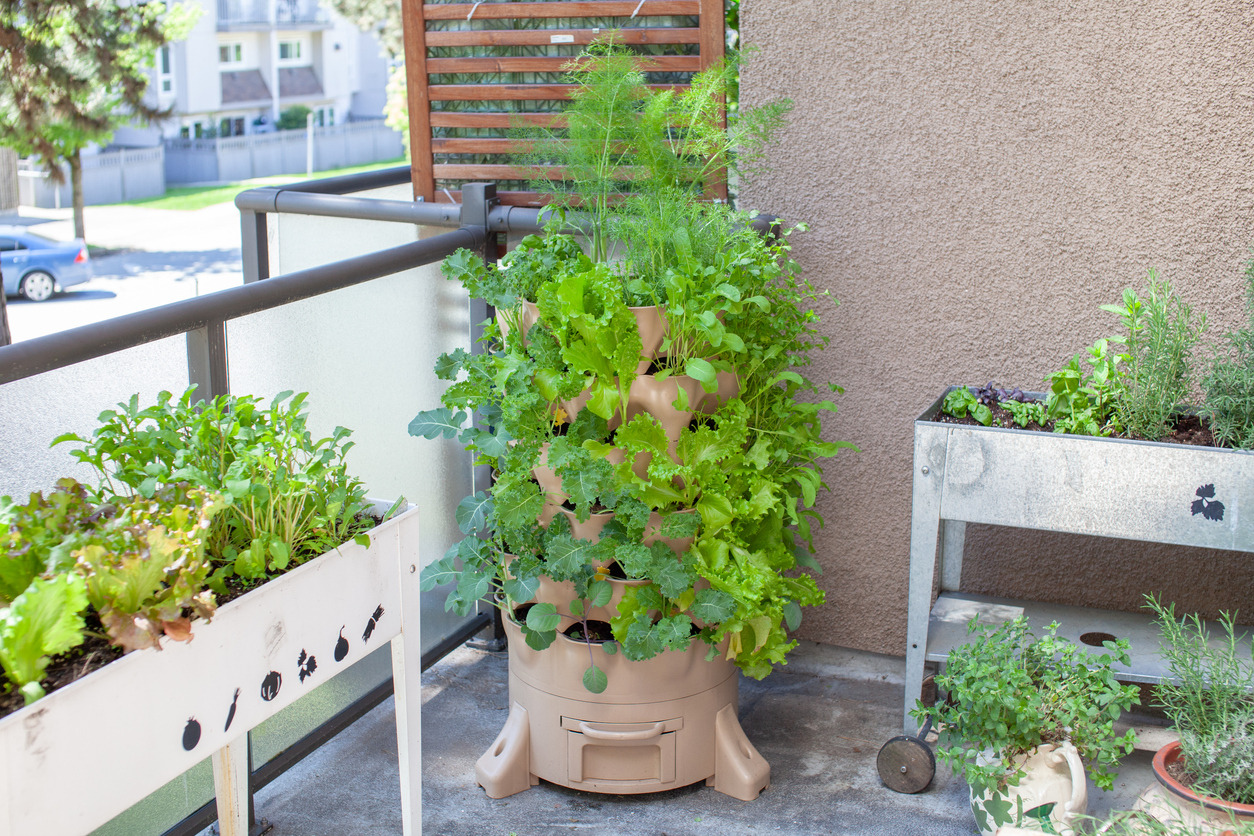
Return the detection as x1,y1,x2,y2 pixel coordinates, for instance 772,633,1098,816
0,170,545,836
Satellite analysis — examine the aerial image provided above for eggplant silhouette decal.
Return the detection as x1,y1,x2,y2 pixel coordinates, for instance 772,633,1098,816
362,604,384,643
334,627,349,662
298,649,318,683
224,688,241,732
182,717,201,751
1191,484,1225,522
260,670,282,701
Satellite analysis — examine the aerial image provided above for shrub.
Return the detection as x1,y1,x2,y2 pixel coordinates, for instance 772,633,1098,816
277,104,312,131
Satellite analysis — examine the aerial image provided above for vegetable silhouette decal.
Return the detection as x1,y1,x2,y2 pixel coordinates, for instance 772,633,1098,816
182,717,201,751
1191,484,1225,522
224,688,240,732
334,627,349,662
362,604,384,643
260,670,282,701
298,649,318,683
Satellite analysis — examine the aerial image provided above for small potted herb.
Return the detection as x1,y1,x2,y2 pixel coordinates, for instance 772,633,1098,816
1141,594,1254,830
912,615,1139,836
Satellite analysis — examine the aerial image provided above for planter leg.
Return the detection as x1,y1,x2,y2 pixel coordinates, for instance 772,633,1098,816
707,704,770,801
211,736,251,836
392,523,424,836
904,429,948,733
475,702,537,798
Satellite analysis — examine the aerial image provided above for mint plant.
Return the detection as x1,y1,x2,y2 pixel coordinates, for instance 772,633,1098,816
912,616,1138,831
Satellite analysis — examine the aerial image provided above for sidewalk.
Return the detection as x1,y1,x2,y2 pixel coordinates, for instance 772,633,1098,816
7,202,244,252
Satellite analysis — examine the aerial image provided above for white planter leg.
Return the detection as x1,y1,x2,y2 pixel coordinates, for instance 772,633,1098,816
211,735,251,836
392,514,423,836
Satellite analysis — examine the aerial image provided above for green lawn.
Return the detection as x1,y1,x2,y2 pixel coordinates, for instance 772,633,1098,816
112,158,408,211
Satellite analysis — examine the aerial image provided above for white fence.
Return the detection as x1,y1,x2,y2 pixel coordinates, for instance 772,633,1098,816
19,147,166,208
164,121,404,185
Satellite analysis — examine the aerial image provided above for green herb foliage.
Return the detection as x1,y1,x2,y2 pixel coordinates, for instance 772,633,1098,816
1146,593,1254,805
54,388,380,588
1203,251,1254,449
912,616,1138,815
1102,270,1207,441
1043,338,1122,436
414,39,846,692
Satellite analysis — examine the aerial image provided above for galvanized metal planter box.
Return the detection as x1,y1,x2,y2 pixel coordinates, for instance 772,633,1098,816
903,389,1254,732
0,504,423,836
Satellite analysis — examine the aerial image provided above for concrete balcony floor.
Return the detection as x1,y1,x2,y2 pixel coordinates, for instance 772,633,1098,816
238,638,1161,836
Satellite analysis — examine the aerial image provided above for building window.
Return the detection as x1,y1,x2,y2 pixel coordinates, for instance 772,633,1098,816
159,45,173,94
219,43,243,64
315,107,334,127
278,40,302,62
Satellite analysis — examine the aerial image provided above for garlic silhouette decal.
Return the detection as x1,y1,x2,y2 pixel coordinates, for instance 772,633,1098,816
334,627,349,662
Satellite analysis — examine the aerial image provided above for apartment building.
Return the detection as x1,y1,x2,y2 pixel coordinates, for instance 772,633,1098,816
116,0,391,144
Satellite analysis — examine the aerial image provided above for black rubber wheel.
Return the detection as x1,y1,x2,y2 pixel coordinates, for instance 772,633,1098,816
876,734,936,793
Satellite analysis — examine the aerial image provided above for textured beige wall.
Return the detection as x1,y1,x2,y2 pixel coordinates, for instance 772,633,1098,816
741,2,1254,656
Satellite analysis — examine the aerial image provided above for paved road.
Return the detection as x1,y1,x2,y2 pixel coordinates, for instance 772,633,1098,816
2,202,244,342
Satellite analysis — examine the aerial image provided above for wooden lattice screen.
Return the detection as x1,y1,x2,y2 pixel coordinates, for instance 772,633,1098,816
401,0,726,206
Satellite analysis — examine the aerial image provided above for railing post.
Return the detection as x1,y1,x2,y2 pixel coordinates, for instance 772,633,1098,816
0,266,11,347
186,320,230,399
240,209,270,284
459,183,506,652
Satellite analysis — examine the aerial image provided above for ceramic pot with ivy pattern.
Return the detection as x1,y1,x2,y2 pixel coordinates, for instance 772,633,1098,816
971,742,1087,836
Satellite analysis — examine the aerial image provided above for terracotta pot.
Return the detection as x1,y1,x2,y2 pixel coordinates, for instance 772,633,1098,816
1133,741,1254,832
969,742,1087,836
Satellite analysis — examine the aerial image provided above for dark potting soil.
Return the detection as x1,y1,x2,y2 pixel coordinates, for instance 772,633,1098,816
0,614,124,721
934,402,1219,447
563,620,614,643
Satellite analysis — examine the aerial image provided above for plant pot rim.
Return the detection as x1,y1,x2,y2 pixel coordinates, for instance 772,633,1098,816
1152,740,1254,817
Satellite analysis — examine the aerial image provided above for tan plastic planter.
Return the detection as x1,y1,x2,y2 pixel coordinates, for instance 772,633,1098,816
475,614,770,800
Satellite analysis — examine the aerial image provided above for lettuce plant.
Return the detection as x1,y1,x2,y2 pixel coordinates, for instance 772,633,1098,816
0,479,223,703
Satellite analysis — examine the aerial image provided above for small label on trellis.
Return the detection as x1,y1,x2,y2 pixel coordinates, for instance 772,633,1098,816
551,34,574,44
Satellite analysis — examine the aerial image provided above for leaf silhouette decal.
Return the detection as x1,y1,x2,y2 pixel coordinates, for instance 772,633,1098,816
1191,484,1225,522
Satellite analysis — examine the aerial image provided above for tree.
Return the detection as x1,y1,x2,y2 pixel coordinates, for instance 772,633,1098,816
0,0,197,240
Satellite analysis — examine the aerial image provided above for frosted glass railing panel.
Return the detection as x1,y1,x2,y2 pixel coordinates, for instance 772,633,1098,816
0,337,191,499
227,218,475,659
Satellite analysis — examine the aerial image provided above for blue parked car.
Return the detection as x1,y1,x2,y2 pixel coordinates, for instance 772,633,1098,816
0,226,93,302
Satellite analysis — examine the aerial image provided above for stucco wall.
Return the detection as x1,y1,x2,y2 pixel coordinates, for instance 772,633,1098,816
741,2,1254,656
